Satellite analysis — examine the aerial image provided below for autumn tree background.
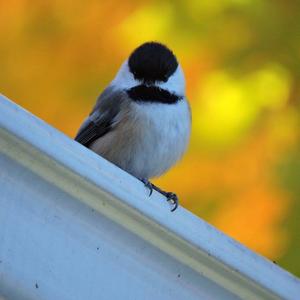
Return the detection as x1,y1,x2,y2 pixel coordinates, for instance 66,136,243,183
1,0,300,276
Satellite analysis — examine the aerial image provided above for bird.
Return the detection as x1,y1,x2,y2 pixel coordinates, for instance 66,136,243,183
75,42,191,211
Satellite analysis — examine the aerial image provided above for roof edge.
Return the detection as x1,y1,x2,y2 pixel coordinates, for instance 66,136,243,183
1,94,299,299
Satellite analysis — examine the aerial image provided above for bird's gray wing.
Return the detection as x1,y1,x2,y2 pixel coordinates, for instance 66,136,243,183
75,87,128,147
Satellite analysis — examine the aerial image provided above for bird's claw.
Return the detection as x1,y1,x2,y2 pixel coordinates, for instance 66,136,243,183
165,192,178,212
140,178,153,196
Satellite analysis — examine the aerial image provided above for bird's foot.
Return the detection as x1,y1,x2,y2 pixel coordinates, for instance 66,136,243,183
163,192,179,212
140,178,153,196
140,178,179,212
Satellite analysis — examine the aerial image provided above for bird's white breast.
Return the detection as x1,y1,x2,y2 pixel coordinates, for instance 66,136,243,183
128,99,191,179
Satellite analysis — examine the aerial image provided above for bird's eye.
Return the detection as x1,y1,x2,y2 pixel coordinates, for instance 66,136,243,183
132,71,138,79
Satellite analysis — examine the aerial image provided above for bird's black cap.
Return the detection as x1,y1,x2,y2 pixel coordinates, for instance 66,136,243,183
128,42,178,83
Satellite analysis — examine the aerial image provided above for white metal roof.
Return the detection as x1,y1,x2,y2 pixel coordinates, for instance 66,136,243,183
0,94,299,300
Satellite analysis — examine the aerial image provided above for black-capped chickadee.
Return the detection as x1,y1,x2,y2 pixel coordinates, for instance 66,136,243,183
75,42,191,211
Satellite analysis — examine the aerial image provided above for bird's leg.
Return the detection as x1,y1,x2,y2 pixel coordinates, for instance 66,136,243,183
139,178,179,212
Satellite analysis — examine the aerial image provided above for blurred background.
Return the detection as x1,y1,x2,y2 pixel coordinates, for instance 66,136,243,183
1,0,300,276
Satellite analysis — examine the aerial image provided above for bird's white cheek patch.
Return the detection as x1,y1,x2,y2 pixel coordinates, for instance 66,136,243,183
157,65,186,97
111,60,141,90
